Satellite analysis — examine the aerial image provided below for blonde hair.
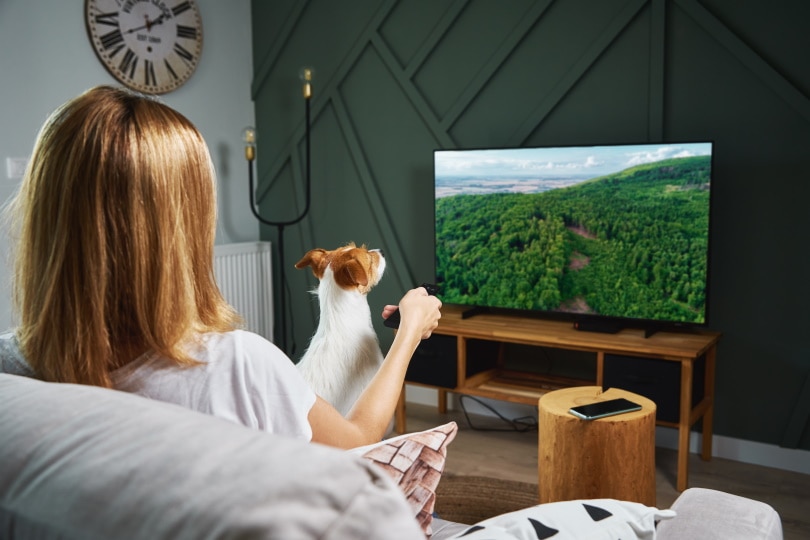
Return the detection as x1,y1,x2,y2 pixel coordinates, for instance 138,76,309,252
9,85,240,387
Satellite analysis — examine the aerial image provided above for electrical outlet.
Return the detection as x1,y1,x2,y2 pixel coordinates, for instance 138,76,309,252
6,157,28,180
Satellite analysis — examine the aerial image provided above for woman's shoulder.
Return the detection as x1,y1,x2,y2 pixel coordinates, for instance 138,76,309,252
195,329,298,374
200,329,283,357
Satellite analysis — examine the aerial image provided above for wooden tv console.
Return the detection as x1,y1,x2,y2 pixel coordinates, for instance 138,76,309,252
394,305,721,491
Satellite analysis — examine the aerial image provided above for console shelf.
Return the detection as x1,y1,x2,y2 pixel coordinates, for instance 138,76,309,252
455,369,593,405
395,304,721,491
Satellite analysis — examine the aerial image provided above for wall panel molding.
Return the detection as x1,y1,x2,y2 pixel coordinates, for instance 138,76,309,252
675,0,810,121
512,0,648,145
250,0,810,452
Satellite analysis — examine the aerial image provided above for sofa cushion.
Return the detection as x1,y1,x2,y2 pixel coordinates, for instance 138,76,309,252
0,374,424,540
351,422,458,536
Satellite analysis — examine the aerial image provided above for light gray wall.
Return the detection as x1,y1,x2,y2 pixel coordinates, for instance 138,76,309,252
0,0,258,332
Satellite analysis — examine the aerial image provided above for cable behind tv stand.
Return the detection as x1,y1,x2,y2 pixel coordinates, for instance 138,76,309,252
395,304,721,492
460,306,491,319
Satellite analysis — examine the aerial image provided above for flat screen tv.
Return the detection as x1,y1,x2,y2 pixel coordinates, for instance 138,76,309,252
433,141,713,333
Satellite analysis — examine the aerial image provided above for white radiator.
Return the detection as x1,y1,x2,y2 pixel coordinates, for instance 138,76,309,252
213,242,274,341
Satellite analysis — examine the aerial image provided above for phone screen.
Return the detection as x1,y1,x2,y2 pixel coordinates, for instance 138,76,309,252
568,397,642,420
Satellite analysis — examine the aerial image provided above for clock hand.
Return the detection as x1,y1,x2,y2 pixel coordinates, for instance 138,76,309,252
146,13,166,31
125,15,151,34
124,14,166,34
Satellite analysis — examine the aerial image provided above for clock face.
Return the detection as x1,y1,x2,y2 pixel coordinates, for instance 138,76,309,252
85,0,203,94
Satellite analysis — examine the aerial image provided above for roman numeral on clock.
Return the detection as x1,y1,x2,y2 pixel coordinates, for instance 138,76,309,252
144,60,157,87
100,29,124,51
119,49,138,80
172,1,192,16
164,59,179,81
94,12,119,27
173,43,194,62
176,25,197,40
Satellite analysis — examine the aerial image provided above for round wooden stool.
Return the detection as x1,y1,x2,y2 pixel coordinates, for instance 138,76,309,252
538,386,656,506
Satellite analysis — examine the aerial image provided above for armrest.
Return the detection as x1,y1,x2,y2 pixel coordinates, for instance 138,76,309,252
656,487,782,540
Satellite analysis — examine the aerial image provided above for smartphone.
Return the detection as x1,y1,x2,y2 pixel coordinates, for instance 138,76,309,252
568,397,642,420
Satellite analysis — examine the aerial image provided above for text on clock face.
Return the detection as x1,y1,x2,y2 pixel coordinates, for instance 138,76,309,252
122,0,171,18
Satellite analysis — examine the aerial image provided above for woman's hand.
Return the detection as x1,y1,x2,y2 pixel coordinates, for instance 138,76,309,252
383,286,442,340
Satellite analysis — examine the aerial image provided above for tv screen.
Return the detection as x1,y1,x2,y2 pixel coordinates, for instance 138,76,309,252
434,142,713,331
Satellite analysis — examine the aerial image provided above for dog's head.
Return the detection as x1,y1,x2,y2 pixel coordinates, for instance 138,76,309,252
294,242,385,294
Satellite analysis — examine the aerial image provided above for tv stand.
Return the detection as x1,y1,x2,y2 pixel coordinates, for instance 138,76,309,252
395,304,721,492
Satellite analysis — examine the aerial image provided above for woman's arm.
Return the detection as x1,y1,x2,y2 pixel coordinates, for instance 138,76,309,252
308,286,441,448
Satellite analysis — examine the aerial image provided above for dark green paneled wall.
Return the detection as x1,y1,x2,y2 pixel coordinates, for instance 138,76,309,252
250,0,810,450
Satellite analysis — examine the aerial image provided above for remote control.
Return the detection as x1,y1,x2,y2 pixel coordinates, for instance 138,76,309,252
384,283,439,329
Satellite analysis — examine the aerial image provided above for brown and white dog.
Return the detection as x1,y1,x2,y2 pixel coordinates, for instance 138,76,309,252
294,242,386,416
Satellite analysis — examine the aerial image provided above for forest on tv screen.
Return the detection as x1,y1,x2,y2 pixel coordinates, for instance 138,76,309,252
435,156,711,323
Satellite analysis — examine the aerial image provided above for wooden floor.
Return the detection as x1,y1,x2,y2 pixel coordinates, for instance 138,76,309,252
404,402,810,540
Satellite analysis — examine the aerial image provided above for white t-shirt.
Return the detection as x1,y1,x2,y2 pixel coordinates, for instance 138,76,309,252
0,330,316,441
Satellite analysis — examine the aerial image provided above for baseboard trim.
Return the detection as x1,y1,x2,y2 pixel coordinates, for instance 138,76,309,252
654,426,810,475
404,385,810,476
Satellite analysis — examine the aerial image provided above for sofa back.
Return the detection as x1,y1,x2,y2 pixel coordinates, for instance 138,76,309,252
0,374,423,540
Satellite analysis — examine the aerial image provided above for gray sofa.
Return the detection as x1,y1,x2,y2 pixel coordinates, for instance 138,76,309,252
0,374,782,539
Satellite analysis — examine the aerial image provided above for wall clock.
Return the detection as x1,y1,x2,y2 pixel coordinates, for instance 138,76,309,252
85,0,203,94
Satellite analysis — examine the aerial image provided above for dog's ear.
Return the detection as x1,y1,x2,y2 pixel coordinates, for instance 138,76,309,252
335,259,369,288
294,249,327,275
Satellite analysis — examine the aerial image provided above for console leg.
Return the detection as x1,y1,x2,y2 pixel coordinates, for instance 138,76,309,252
438,389,447,413
677,360,693,491
702,346,717,461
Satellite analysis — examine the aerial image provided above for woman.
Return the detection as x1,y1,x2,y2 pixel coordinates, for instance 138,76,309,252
0,85,441,449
